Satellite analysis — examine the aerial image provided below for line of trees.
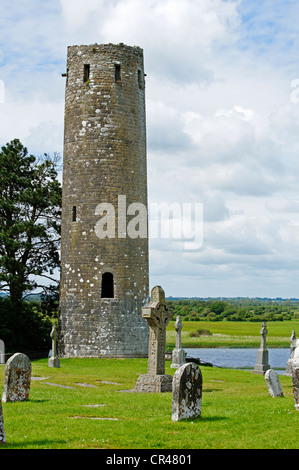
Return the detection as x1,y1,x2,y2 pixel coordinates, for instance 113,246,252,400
167,298,299,322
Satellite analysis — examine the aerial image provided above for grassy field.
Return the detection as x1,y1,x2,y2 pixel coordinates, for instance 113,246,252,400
166,320,299,348
0,356,298,450
0,320,298,450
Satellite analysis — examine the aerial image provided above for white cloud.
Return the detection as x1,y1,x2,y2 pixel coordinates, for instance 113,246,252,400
60,0,240,83
1,0,299,297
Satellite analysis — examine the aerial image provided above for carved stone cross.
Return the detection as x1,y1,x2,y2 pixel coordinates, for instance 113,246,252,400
260,321,268,350
48,324,60,368
252,321,270,375
142,286,172,375
171,315,186,369
134,286,173,393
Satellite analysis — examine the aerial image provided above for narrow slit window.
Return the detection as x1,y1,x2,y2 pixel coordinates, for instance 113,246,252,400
138,69,143,89
115,64,121,83
83,64,90,83
72,206,77,222
101,272,114,298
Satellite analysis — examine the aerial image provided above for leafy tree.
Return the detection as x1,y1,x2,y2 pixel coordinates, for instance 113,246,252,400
0,139,61,305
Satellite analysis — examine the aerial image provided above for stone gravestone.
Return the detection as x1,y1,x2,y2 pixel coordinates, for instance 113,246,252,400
285,331,297,376
171,315,186,369
172,362,202,422
252,321,270,375
48,325,60,368
292,367,299,411
0,339,4,364
0,397,5,443
265,369,284,398
286,338,299,377
134,286,173,393
2,353,32,403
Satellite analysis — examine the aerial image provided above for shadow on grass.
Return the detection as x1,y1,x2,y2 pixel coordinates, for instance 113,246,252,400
186,415,228,424
1,438,68,449
2,399,50,404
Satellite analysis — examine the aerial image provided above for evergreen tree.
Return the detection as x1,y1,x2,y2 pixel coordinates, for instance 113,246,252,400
0,139,61,305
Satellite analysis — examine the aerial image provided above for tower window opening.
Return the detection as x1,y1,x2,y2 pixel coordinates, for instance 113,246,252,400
83,64,90,83
101,272,114,298
115,64,121,83
138,69,143,89
72,206,77,222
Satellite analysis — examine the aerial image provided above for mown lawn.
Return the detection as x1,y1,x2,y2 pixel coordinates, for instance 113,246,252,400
0,357,298,449
166,320,299,348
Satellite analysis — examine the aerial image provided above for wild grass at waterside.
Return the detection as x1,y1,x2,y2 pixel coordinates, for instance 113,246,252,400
166,320,299,348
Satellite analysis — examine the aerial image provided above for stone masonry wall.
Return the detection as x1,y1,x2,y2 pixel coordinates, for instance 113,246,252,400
58,43,149,357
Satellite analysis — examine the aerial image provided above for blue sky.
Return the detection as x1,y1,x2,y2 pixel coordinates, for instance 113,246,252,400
1,0,299,298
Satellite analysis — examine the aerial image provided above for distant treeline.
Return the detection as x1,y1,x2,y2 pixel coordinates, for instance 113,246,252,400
166,298,299,322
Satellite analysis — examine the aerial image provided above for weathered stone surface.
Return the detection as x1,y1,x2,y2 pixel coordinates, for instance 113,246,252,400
265,369,284,398
292,367,299,411
285,331,296,376
171,315,186,369
58,43,149,358
0,339,4,364
2,353,31,403
0,397,5,443
134,286,173,393
252,322,270,375
48,324,60,368
286,338,299,377
134,374,173,393
172,362,202,422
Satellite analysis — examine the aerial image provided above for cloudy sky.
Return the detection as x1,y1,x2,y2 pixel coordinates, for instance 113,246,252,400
1,0,299,298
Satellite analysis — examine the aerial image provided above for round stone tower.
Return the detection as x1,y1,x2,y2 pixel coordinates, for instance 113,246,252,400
58,43,149,357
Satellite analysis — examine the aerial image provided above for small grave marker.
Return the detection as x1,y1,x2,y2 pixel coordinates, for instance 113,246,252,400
292,367,299,411
0,339,5,364
2,353,31,403
265,369,284,398
0,397,5,443
172,362,202,422
285,331,296,376
171,315,186,369
48,325,60,368
252,322,270,375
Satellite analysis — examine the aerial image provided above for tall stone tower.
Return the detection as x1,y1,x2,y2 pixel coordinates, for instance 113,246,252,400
58,43,149,358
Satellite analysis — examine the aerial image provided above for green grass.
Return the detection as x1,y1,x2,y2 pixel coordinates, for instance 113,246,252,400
166,320,299,348
0,357,298,449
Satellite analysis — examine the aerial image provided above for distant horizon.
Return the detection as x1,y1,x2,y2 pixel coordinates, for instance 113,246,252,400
1,291,299,302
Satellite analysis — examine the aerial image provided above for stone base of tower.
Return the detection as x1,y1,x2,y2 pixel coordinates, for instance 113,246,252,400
58,297,149,358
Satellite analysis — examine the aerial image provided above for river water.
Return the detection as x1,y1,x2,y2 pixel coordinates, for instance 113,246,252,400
185,348,291,373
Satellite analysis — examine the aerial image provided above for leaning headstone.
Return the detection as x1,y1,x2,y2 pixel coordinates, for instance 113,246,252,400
172,362,202,422
265,369,284,398
134,286,173,393
252,321,270,375
285,331,296,376
0,397,5,443
0,339,4,364
292,367,299,411
171,316,186,369
48,325,60,368
2,353,31,403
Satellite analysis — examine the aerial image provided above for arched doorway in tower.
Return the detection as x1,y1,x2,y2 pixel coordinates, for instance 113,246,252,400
101,272,114,298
